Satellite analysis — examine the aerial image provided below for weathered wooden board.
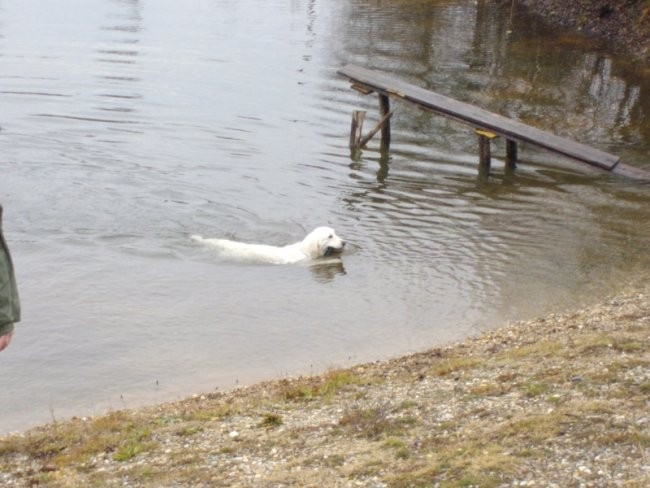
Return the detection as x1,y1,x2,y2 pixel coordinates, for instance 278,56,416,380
338,64,621,171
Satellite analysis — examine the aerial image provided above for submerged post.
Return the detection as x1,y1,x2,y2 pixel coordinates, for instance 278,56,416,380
506,139,518,170
475,129,497,175
349,110,366,151
478,134,491,173
378,94,391,150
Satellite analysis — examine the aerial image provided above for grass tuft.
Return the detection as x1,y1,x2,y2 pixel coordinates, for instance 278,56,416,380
277,369,366,401
521,381,549,398
176,425,203,437
430,356,481,377
339,404,416,440
260,413,283,429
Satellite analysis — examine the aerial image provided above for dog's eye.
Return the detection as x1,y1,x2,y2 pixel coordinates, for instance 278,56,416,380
328,234,333,238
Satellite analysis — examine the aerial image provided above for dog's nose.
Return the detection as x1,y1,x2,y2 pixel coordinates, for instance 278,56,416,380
341,241,346,247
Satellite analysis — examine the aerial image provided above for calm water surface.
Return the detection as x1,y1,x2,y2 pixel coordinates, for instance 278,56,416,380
1,0,649,433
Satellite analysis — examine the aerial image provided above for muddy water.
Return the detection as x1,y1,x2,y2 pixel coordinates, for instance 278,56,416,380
1,0,649,433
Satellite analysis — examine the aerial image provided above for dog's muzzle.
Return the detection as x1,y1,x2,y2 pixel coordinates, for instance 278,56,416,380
324,242,345,257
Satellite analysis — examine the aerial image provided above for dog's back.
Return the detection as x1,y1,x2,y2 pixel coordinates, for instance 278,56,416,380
191,235,307,264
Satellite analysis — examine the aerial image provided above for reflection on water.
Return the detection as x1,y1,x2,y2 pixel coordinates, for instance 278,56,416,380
309,259,347,284
1,0,649,433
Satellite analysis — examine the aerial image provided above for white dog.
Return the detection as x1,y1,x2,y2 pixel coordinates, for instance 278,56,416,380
191,226,346,264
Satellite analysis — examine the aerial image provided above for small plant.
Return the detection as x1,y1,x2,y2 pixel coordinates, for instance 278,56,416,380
176,425,202,437
398,400,418,410
395,447,410,460
113,427,154,462
339,404,414,440
383,437,406,449
185,404,235,422
470,382,509,397
260,413,283,429
504,340,563,360
339,405,391,439
113,442,143,462
323,453,345,467
278,369,365,401
522,381,548,398
384,435,411,461
431,356,481,377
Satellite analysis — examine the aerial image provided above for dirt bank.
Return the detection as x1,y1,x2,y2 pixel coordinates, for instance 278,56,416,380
513,0,650,61
1,280,648,486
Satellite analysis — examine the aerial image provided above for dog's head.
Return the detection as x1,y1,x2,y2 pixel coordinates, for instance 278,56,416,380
301,226,346,258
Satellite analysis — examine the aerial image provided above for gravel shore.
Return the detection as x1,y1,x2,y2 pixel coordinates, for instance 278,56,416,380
1,279,648,487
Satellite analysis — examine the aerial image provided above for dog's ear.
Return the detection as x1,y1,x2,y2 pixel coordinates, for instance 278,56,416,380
301,234,323,258
299,228,328,258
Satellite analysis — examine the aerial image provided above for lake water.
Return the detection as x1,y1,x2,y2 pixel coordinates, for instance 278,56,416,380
1,0,649,433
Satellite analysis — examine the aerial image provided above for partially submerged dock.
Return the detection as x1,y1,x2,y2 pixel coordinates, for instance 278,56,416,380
338,64,648,179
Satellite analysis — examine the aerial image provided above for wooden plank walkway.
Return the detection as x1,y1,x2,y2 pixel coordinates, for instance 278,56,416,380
338,64,621,172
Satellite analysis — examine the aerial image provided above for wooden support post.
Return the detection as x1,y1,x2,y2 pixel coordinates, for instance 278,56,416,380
378,94,391,150
475,129,498,175
478,135,491,173
506,139,518,169
359,109,395,147
349,110,366,151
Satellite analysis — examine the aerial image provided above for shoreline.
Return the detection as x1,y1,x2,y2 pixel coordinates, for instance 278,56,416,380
513,0,650,61
1,280,648,486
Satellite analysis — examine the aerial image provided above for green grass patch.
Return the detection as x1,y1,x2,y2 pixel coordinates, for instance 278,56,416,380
395,447,410,460
0,411,159,468
501,339,564,360
184,403,236,422
383,437,406,449
113,426,154,462
430,356,482,377
576,333,645,355
521,381,549,398
398,400,419,410
383,436,413,459
175,425,203,437
277,369,366,401
497,412,565,443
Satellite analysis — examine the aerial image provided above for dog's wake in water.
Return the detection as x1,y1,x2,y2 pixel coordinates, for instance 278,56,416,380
191,226,346,265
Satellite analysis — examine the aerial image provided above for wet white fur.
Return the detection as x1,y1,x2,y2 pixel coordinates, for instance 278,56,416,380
191,226,345,264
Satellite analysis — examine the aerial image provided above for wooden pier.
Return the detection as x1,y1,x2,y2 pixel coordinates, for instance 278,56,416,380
338,64,648,179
